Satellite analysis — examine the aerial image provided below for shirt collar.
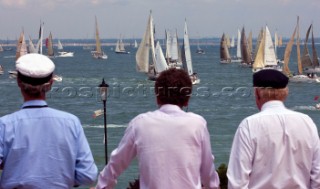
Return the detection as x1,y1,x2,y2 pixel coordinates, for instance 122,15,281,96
261,100,285,111
21,100,48,109
159,104,184,114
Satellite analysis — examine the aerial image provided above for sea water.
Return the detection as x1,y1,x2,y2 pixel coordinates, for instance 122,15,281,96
0,43,319,189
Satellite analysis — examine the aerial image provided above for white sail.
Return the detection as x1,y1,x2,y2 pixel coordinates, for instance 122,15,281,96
236,29,241,59
264,26,277,66
252,26,278,72
134,40,138,48
170,31,179,61
57,40,63,50
115,36,128,54
28,36,37,53
182,20,193,75
154,41,168,73
165,30,172,61
230,36,235,48
115,40,121,52
119,39,125,51
16,31,28,60
136,10,156,73
253,29,265,70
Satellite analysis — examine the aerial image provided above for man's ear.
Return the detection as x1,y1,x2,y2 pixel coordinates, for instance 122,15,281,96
183,96,190,107
17,77,22,88
254,88,260,100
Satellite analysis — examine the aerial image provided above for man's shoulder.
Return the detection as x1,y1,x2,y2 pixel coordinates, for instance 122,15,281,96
244,108,311,122
47,108,79,120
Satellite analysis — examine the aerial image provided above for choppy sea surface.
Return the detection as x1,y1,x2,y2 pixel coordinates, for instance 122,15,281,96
0,43,319,188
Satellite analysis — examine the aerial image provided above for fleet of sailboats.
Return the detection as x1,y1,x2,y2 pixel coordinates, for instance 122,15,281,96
1,14,319,87
135,11,200,84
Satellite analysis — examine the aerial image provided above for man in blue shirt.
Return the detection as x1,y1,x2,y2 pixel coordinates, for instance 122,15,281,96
0,54,98,188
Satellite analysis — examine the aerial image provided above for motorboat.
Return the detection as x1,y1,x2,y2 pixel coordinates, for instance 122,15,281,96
58,51,74,57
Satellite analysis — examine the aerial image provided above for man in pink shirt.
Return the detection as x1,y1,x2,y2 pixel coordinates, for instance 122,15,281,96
95,68,220,189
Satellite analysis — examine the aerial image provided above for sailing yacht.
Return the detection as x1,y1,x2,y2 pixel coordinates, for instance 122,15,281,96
136,10,158,80
0,65,4,75
164,29,183,68
240,27,253,67
283,16,318,83
300,24,320,74
196,39,205,54
91,16,107,60
57,40,63,50
45,32,54,57
9,30,28,78
181,19,200,85
57,40,74,57
252,26,281,72
230,36,235,48
220,33,232,64
28,36,37,53
231,29,242,62
16,31,28,60
115,35,130,54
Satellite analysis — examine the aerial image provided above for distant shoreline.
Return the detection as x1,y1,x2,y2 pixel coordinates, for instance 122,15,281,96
0,42,218,47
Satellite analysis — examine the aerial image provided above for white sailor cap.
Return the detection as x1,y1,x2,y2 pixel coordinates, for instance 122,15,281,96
16,53,55,85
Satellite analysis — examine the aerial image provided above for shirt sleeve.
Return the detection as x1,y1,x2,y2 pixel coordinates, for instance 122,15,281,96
200,122,220,189
0,119,4,167
227,119,253,189
310,120,320,189
74,119,98,186
95,122,137,189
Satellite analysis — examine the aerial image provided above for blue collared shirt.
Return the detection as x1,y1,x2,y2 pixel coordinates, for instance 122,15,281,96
0,100,97,189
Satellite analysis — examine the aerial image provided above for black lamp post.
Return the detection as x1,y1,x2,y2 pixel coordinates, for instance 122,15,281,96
99,78,109,164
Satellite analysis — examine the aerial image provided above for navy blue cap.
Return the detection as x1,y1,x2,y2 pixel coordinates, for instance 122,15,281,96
253,69,289,89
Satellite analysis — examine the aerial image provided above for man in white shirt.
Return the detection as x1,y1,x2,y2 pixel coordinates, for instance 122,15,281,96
95,68,220,189
227,69,320,189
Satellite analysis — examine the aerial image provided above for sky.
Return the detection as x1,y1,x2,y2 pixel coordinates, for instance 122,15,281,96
0,0,320,40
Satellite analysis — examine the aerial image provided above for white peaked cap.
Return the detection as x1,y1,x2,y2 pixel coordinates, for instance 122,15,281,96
16,53,55,78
